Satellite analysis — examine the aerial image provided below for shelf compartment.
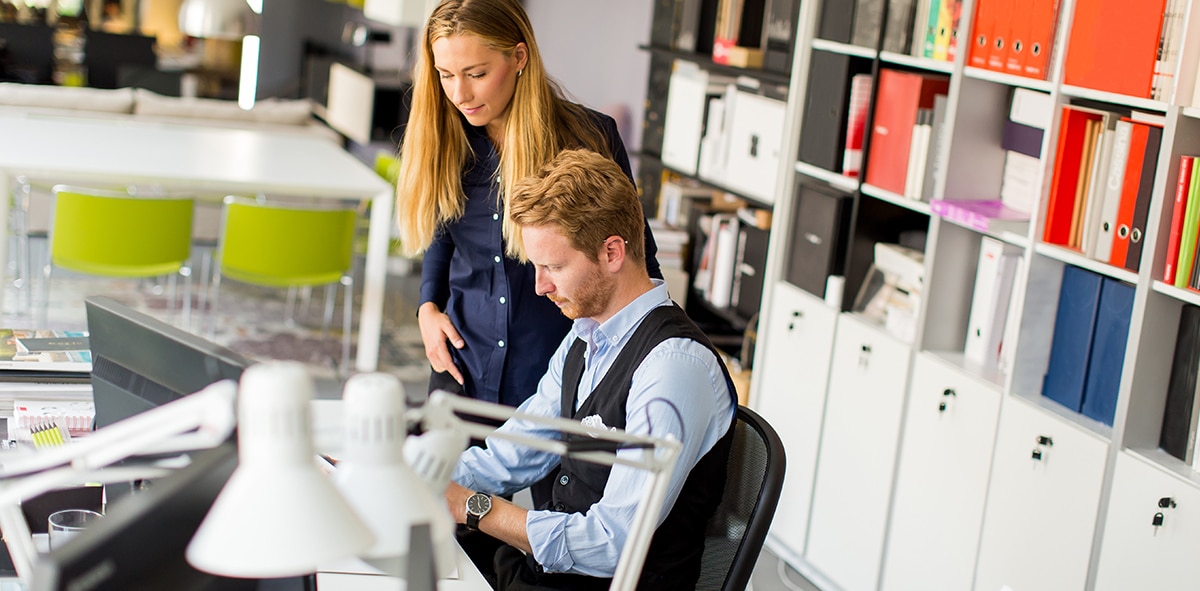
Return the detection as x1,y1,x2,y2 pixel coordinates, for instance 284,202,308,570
810,38,875,59
1032,242,1139,284
1151,279,1200,308
1124,447,1200,488
879,51,953,74
861,183,932,215
962,66,1054,93
922,349,1007,390
795,161,860,192
639,153,776,209
638,44,791,86
1060,84,1168,112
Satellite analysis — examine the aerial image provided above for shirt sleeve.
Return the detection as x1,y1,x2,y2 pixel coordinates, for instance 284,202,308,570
419,228,454,308
525,338,734,576
451,336,573,494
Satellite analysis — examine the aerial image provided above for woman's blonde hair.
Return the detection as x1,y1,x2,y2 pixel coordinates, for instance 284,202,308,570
394,0,615,257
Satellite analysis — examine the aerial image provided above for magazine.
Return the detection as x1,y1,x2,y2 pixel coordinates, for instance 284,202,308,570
0,329,91,374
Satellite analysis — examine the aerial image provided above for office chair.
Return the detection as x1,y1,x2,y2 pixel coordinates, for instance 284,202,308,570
696,405,786,591
43,185,195,328
209,196,358,374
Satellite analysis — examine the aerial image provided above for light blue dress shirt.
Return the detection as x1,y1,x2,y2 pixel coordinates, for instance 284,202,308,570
452,280,735,577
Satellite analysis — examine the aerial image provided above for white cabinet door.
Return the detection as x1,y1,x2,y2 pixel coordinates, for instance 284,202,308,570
806,314,913,591
880,353,1002,591
1093,451,1200,590
753,281,839,555
974,396,1108,591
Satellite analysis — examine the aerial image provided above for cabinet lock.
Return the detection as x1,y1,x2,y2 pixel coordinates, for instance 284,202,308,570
1159,497,1177,509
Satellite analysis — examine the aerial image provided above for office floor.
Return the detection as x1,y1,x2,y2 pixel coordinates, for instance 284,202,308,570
2,246,820,591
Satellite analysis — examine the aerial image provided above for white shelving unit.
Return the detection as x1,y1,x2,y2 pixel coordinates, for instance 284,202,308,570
739,0,1200,589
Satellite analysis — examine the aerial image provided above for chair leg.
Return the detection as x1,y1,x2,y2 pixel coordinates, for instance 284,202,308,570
39,262,52,328
322,283,335,336
285,287,298,328
208,270,223,340
181,266,193,332
340,275,353,376
166,273,178,321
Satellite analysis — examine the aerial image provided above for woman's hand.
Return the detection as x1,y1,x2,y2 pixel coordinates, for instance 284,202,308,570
418,301,465,384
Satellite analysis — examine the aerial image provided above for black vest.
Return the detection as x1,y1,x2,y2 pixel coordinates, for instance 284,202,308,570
544,305,737,590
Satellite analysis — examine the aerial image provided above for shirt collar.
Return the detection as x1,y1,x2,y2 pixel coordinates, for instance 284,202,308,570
571,279,670,347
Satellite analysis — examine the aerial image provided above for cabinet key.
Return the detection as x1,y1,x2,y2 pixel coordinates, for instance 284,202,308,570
1152,511,1165,533
1031,448,1043,461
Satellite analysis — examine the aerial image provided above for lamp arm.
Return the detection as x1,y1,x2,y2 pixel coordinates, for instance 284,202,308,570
0,381,238,586
416,391,681,591
0,381,237,478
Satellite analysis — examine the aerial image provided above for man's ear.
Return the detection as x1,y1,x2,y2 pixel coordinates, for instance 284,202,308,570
600,236,626,272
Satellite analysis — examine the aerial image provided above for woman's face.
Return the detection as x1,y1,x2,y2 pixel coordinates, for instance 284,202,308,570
431,33,527,132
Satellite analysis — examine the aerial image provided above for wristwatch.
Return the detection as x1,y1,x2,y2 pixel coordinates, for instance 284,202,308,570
465,491,493,531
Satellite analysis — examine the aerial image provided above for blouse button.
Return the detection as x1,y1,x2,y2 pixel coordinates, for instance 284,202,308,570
493,255,501,263
498,340,505,348
493,213,499,220
558,475,569,485
499,296,506,304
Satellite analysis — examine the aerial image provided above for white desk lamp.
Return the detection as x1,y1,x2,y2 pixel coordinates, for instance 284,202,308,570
185,362,374,578
0,379,239,584
331,372,460,579
0,362,681,591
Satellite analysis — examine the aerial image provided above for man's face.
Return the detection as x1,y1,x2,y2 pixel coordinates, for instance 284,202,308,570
524,225,615,321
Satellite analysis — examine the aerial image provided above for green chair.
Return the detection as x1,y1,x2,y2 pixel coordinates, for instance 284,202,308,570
44,185,195,327
209,196,358,373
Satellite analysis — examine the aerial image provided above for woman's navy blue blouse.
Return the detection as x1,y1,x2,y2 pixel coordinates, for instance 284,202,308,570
418,109,661,407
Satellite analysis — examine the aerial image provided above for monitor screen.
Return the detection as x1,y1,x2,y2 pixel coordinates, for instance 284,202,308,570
84,296,250,430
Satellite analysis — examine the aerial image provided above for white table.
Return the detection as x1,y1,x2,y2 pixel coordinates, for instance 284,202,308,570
0,112,394,372
316,543,492,590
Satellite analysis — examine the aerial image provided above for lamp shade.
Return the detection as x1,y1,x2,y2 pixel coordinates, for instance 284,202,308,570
186,362,373,578
333,373,457,578
178,0,255,40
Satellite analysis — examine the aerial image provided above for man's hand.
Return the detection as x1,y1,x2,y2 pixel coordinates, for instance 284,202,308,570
445,481,471,525
418,302,465,384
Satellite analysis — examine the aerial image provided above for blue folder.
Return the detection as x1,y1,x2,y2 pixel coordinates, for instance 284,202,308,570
1080,278,1136,425
1042,266,1103,413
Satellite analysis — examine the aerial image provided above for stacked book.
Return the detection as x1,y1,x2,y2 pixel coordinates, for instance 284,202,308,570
1041,105,1164,272
1161,154,1200,289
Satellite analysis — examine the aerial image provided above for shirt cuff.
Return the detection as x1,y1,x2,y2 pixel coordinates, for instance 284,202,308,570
526,510,573,573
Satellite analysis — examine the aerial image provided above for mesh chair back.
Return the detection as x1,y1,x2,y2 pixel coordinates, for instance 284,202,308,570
217,198,357,287
50,186,194,277
696,405,786,591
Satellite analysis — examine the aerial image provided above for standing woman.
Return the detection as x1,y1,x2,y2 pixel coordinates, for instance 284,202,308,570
396,0,661,408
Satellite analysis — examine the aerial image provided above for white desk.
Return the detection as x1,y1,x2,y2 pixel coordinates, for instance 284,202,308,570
316,543,492,590
0,112,394,372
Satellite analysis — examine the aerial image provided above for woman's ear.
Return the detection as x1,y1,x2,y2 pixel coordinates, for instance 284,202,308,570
513,42,529,73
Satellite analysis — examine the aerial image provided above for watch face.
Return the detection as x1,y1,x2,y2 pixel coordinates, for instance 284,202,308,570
467,493,492,515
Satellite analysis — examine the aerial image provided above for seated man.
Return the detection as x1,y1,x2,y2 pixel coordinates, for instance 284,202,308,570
444,148,736,590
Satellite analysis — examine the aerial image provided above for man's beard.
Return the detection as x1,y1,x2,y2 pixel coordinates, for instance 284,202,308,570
548,264,614,320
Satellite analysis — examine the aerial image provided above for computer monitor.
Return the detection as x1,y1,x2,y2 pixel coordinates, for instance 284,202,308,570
26,297,308,590
84,296,250,429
